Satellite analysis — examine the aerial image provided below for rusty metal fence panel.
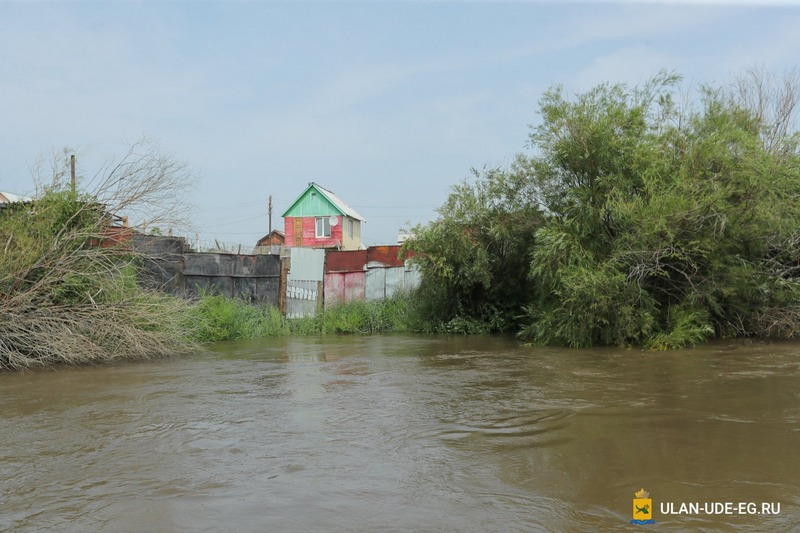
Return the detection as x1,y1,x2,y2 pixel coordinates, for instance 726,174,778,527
365,267,386,301
287,248,325,282
182,253,281,304
324,271,366,308
133,236,281,304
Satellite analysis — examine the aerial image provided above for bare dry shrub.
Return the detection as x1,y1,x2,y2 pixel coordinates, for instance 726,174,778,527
31,138,196,235
0,141,198,370
730,66,800,159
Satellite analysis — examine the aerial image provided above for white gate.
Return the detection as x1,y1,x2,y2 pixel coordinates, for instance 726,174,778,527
285,248,325,318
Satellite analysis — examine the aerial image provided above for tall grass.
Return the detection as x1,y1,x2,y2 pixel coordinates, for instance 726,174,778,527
187,294,290,342
188,291,420,342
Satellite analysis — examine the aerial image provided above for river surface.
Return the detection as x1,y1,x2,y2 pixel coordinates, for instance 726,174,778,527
1,335,799,532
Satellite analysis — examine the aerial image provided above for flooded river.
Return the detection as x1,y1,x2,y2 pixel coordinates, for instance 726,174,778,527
1,335,799,532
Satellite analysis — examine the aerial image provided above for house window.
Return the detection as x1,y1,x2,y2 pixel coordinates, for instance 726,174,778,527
348,219,354,239
315,217,331,238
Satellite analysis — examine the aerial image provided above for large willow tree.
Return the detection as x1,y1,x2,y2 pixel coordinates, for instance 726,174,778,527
409,69,800,347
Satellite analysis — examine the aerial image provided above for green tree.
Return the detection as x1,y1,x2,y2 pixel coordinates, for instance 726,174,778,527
522,71,800,348
410,69,800,348
405,165,543,333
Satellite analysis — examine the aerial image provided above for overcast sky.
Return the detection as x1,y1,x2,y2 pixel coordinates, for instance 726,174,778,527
2,0,799,248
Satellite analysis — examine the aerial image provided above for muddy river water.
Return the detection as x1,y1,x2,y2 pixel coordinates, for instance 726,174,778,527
1,335,799,532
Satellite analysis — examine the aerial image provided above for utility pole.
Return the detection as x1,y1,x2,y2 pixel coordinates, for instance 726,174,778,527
268,194,273,234
70,155,76,193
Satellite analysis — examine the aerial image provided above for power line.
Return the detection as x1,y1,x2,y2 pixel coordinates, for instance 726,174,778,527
353,205,437,209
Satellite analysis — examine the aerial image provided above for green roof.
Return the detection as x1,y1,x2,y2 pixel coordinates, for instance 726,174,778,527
281,182,365,221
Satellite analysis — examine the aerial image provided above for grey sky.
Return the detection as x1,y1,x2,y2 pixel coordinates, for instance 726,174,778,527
2,1,799,248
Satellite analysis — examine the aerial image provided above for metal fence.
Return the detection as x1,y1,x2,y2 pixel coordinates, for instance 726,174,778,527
134,237,420,316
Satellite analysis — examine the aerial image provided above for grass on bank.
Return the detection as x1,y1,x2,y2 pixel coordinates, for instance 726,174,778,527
187,291,423,343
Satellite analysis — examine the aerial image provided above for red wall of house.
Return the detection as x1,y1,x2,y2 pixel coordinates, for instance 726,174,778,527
284,216,343,248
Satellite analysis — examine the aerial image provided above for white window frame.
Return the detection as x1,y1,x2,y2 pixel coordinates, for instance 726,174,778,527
315,216,331,238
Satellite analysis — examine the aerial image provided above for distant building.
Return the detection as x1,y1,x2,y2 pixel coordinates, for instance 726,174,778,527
0,191,31,203
254,229,285,255
282,182,365,251
396,232,414,245
0,191,32,214
256,230,285,247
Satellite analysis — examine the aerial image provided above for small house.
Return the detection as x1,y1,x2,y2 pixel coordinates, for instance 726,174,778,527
282,182,365,251
256,230,285,248
254,230,285,255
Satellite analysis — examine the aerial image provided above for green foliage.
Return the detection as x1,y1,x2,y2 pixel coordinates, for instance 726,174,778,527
0,190,102,296
522,260,658,348
187,294,290,342
437,316,496,335
410,68,800,348
297,298,391,335
291,292,420,335
522,69,800,347
187,291,419,342
404,166,544,333
0,189,196,369
645,305,715,351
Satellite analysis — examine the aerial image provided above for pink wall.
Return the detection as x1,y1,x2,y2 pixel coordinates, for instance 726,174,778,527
284,216,343,248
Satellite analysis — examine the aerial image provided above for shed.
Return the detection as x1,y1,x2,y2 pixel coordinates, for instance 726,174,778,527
256,230,285,247
254,229,285,255
0,191,32,213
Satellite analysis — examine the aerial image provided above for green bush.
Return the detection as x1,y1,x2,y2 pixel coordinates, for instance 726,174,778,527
187,294,290,342
408,70,800,348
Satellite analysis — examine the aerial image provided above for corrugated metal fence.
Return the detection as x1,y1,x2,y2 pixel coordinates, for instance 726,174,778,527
324,246,420,309
134,236,420,316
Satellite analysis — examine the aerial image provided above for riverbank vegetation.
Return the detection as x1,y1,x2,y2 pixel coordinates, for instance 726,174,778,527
4,69,800,368
187,292,421,342
0,142,198,370
0,177,423,368
406,68,800,348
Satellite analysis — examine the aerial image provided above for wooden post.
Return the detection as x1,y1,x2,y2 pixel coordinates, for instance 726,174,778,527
279,256,289,314
268,195,273,235
70,155,76,193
